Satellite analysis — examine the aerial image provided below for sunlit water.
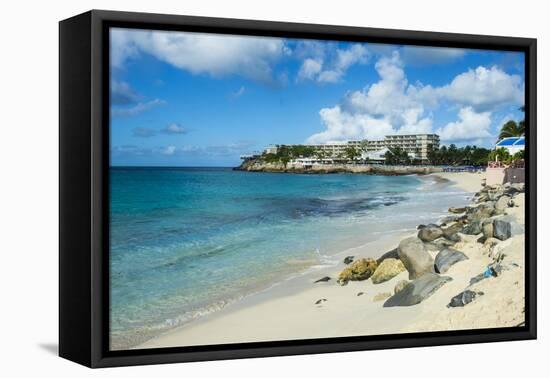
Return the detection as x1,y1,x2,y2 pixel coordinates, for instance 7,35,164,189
109,167,469,349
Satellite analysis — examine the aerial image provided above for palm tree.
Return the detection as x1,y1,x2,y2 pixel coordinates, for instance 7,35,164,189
498,120,524,140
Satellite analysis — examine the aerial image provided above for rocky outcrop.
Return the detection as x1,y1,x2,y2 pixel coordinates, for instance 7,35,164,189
434,248,469,274
337,258,378,285
394,280,409,295
371,258,406,284
494,195,511,213
397,237,435,279
383,273,452,307
418,225,443,242
376,248,399,265
493,216,524,241
235,158,445,175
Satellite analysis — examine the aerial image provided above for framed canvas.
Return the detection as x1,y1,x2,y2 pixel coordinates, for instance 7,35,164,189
59,10,537,368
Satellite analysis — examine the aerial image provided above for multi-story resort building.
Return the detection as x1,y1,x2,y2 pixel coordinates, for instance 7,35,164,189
263,134,440,164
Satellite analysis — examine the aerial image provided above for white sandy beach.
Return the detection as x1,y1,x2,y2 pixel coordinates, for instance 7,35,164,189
137,171,525,349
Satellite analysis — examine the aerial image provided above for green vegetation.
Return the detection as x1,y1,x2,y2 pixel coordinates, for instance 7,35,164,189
487,148,524,164
426,144,491,166
344,146,361,161
384,147,411,165
498,106,525,141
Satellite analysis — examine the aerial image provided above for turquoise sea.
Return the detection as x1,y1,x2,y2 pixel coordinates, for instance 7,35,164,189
109,167,469,349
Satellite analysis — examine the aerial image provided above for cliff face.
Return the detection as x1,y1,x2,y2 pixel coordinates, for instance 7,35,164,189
234,158,444,175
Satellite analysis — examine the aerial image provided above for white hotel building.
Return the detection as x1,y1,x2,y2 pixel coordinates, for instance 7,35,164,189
264,134,440,163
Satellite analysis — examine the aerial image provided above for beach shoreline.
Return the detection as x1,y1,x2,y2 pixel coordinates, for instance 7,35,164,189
133,171,525,350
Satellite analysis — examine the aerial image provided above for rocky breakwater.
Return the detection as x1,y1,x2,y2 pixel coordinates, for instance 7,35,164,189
235,157,444,175
317,181,525,325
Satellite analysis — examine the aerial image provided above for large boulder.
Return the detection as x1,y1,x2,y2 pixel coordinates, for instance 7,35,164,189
468,202,495,221
394,280,409,295
383,273,453,307
512,193,525,208
371,258,406,284
397,237,435,280
442,223,463,242
462,220,482,235
448,206,467,214
434,248,469,274
493,216,525,241
418,225,443,242
337,258,378,285
376,248,399,265
494,195,511,213
482,219,494,240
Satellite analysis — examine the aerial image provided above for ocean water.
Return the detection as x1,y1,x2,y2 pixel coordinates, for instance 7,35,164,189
109,167,469,349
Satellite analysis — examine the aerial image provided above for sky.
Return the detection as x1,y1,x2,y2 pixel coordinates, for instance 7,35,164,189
110,27,525,167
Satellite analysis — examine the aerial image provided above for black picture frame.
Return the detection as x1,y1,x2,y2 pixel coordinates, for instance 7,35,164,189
59,9,537,368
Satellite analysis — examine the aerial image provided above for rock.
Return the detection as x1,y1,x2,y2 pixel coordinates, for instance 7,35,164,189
442,223,463,242
448,290,482,307
493,216,525,241
462,220,482,235
418,225,443,242
314,276,331,283
512,193,525,208
383,273,453,307
474,192,490,203
482,219,494,239
376,248,399,265
315,298,327,305
483,237,500,251
449,206,467,214
343,256,354,265
337,258,378,285
444,233,461,243
439,214,467,226
468,202,495,221
371,258,406,284
397,237,435,280
373,292,392,302
495,195,511,213
434,248,469,274
394,280,409,295
424,238,456,252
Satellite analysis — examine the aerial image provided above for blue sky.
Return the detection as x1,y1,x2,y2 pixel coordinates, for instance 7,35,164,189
110,28,525,167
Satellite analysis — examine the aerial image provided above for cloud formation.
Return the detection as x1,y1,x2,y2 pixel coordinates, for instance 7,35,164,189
111,99,165,117
111,28,289,83
297,43,369,83
307,51,524,144
160,123,188,135
435,107,493,143
111,80,141,105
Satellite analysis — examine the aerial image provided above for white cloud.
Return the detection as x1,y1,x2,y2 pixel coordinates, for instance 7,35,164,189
439,65,524,111
307,51,433,143
435,107,492,142
297,58,322,81
160,145,177,155
111,99,165,117
111,80,141,105
231,86,246,98
307,51,524,145
110,28,289,83
297,44,369,83
161,123,188,134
